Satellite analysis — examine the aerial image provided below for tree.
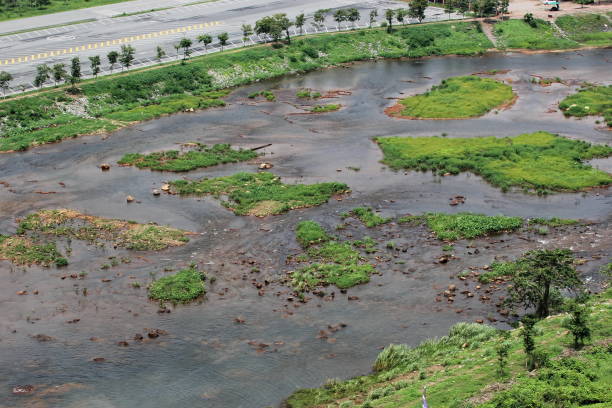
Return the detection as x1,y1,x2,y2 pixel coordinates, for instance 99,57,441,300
197,34,213,51
521,316,537,370
119,44,135,70
456,0,470,17
274,13,293,43
255,15,283,42
107,50,119,73
384,9,395,33
241,23,253,44
563,300,591,349
506,249,582,319
396,8,408,25
174,43,181,59
495,331,511,377
0,71,13,96
52,63,66,85
295,13,305,34
33,64,50,88
156,46,166,61
333,9,348,27
408,0,428,23
69,57,81,88
369,9,378,28
347,8,360,27
444,0,455,20
178,37,192,60
89,55,101,78
499,0,509,17
313,9,327,28
218,32,229,51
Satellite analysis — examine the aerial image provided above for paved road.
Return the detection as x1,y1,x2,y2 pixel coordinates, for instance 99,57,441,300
0,0,453,94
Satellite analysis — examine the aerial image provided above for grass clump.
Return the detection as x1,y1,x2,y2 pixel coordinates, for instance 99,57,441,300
395,76,515,119
170,172,349,216
0,235,67,267
296,221,331,248
555,14,612,46
148,265,206,303
0,22,491,152
248,90,276,101
528,217,579,227
345,207,391,228
117,143,258,172
17,209,190,251
494,18,579,49
424,213,523,241
285,292,612,408
559,85,612,127
296,89,321,99
310,104,341,113
479,261,519,283
376,131,612,193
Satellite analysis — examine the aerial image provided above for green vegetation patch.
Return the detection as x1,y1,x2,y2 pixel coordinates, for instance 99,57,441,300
1,21,491,152
117,143,258,172
169,172,349,216
285,291,612,408
296,89,321,99
559,85,612,127
556,14,612,46
344,207,391,228
395,76,515,119
295,221,331,248
0,0,133,22
479,261,519,283
376,131,612,193
148,266,206,303
248,90,276,101
424,212,523,241
0,235,67,267
528,217,579,227
310,104,340,113
18,209,190,251
494,18,579,49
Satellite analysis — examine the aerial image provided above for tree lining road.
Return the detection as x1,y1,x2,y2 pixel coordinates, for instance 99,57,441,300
0,0,454,94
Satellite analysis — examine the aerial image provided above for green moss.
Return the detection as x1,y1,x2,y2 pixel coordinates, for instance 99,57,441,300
148,266,206,302
117,143,258,172
559,85,612,127
0,22,491,152
169,172,349,216
376,131,612,193
397,76,515,119
346,207,391,228
296,221,331,248
494,19,579,49
285,291,612,408
311,104,340,113
556,14,612,46
424,212,523,241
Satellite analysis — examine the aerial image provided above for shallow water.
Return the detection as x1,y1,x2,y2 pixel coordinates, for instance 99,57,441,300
1,49,611,408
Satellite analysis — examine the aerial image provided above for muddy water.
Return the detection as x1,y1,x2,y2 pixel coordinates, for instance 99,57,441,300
1,50,611,408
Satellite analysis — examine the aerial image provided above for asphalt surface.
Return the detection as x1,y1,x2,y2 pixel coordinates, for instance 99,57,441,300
0,0,454,94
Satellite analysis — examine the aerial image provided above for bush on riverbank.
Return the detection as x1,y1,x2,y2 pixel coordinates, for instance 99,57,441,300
0,22,491,152
394,75,514,119
376,131,612,193
148,265,206,303
559,85,612,127
494,19,578,49
118,143,258,172
285,290,612,407
169,172,349,216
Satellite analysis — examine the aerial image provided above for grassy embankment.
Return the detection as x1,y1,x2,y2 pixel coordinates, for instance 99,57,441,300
118,143,258,172
0,0,132,21
285,290,611,408
376,131,612,194
287,213,578,293
494,18,579,49
0,209,190,267
169,172,349,216
148,265,207,303
0,22,492,152
559,85,612,128
389,76,515,119
556,14,612,47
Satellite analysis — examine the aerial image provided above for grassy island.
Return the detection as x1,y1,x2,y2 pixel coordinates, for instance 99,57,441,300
389,76,515,119
376,131,612,193
559,85,612,127
169,172,349,216
149,266,206,303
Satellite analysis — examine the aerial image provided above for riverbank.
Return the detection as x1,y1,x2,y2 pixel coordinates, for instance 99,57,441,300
1,16,610,152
